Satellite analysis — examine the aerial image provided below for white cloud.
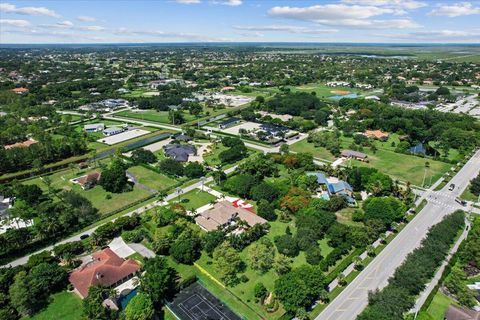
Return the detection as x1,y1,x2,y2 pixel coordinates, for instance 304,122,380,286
0,19,31,28
77,15,96,22
234,25,338,34
268,4,419,29
342,0,426,10
212,0,242,6
377,30,480,41
39,20,74,29
78,25,105,31
2,28,106,42
175,0,201,4
0,3,59,17
428,2,480,17
113,28,223,41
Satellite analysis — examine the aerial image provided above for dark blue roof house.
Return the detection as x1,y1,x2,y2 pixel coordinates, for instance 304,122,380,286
219,117,241,129
260,123,289,137
163,144,196,162
410,143,426,155
173,134,193,142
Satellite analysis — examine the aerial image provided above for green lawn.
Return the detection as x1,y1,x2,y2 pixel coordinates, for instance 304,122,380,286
335,207,363,227
291,134,452,186
26,292,83,320
115,109,196,124
127,165,177,191
290,139,336,161
417,291,457,320
169,189,216,210
292,83,365,99
23,168,152,215
461,185,478,202
348,148,451,187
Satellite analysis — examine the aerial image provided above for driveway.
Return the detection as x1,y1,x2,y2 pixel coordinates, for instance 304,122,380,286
128,243,155,258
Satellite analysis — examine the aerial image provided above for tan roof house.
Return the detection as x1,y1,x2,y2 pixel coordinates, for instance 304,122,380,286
195,201,267,232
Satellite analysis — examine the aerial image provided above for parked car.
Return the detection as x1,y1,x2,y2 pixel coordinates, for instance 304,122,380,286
80,234,89,240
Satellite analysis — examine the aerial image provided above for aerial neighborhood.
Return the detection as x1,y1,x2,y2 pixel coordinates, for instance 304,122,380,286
0,1,480,320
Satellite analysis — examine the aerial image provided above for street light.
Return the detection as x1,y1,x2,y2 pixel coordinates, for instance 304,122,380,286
200,177,207,191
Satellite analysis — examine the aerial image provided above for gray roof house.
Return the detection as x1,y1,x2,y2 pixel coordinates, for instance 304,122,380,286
84,123,105,132
163,144,196,162
341,150,368,161
103,127,124,136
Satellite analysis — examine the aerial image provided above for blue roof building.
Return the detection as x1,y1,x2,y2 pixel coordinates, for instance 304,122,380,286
307,172,329,185
308,172,356,205
410,143,426,155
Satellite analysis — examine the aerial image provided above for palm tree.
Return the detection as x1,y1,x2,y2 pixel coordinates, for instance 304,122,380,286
367,245,376,257
337,273,346,286
353,256,363,270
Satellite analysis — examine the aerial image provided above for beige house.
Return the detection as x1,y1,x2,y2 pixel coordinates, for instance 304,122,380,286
195,201,267,232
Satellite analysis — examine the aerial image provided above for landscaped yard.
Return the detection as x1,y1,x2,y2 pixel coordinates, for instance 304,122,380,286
26,292,83,320
195,219,337,319
114,109,196,124
23,168,153,215
127,165,177,191
169,189,216,211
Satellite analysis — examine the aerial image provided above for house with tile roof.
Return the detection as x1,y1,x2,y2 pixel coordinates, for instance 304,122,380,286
195,201,267,232
69,248,140,299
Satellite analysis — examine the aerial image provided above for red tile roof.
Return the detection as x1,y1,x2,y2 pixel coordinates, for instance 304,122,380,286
365,130,389,139
76,172,101,187
4,138,38,150
11,87,29,94
69,248,140,298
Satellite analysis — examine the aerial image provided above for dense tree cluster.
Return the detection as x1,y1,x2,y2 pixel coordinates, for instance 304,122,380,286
338,98,479,155
358,211,465,320
0,186,98,263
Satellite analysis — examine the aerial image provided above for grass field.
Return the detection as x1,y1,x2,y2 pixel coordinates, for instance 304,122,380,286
26,292,83,320
292,83,366,98
416,291,457,320
23,168,152,215
290,133,452,186
169,189,216,210
127,165,177,191
290,139,336,161
460,185,478,202
115,109,196,124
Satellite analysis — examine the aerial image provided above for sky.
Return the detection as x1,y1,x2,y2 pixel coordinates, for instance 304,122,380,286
0,0,479,44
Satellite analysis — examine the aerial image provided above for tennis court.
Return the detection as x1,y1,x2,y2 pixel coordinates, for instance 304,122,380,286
169,282,241,320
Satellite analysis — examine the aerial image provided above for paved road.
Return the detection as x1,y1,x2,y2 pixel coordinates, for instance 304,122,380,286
316,149,480,320
2,165,237,268
412,216,471,314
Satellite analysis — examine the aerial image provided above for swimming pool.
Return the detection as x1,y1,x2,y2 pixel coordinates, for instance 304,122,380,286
329,93,361,101
118,287,138,310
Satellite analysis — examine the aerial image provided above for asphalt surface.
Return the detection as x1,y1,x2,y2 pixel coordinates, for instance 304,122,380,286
316,149,480,320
